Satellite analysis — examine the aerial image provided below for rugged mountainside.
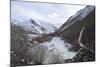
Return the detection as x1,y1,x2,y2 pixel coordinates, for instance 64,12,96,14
54,5,95,62
55,6,95,42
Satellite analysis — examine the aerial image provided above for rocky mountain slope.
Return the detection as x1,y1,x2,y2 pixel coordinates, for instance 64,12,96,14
54,5,95,62
54,5,95,42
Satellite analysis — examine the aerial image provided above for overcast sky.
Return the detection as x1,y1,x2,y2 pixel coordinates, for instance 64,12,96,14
11,1,86,28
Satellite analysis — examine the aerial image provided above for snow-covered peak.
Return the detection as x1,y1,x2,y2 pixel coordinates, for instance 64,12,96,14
11,19,57,34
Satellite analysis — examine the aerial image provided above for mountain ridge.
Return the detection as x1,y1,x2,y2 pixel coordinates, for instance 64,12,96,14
11,19,57,34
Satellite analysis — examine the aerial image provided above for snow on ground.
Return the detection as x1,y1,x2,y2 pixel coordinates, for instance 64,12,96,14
40,37,78,60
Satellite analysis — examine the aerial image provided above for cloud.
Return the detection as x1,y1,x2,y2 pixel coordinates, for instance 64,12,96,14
48,12,59,18
11,1,86,28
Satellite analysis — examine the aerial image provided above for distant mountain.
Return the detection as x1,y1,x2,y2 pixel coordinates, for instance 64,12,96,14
11,19,57,34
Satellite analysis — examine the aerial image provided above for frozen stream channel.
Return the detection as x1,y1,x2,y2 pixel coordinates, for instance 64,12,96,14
30,37,78,64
